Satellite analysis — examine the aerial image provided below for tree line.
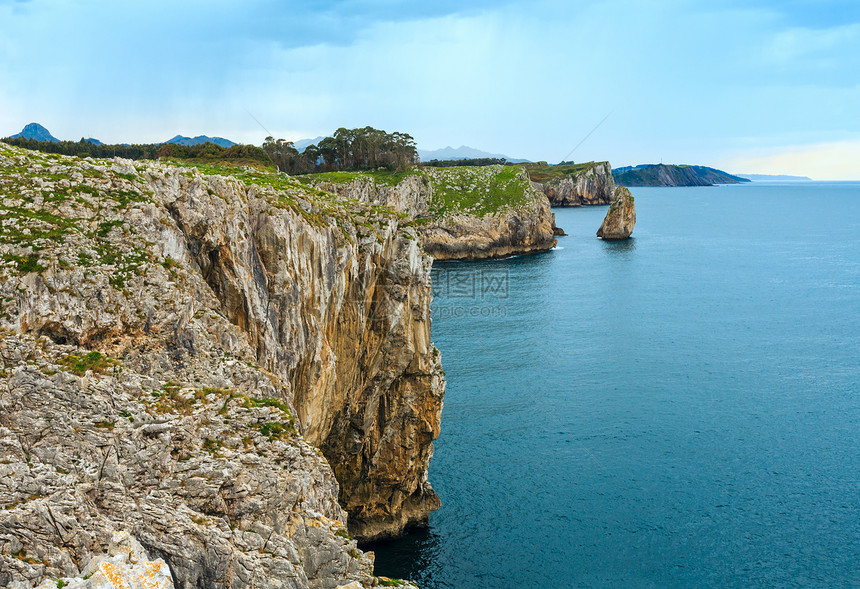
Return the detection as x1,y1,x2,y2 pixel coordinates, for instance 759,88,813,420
423,157,509,167
4,126,420,176
2,137,162,160
263,126,418,174
1,137,272,167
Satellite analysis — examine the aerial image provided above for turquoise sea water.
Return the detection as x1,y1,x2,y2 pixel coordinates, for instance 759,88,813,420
365,183,860,588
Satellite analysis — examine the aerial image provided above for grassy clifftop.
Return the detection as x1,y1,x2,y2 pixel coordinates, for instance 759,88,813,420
300,164,538,218
0,144,413,284
517,161,608,183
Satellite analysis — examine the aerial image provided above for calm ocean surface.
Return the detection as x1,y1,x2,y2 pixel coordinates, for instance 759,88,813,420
366,182,860,588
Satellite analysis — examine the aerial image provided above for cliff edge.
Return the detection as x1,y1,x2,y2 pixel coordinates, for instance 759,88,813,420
525,161,615,207
0,143,441,587
307,165,558,260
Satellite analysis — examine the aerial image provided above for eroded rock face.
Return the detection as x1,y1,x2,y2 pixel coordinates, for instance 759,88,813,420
315,166,557,260
0,143,444,586
533,162,615,207
596,186,636,240
0,333,371,589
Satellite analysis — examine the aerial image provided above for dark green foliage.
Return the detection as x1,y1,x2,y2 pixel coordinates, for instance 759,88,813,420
257,421,295,441
59,351,120,376
156,142,274,170
6,253,45,273
268,126,419,175
3,136,162,160
1,137,273,170
423,157,507,167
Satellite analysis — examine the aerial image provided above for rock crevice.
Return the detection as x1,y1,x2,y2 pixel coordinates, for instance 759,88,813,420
0,144,441,587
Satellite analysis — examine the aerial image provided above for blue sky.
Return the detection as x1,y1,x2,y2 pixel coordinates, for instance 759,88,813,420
1,0,858,178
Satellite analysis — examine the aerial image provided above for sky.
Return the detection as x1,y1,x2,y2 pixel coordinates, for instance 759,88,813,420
1,0,858,179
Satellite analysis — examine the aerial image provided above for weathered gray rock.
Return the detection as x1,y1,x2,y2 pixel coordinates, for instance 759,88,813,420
31,532,173,589
314,166,557,260
597,186,636,240
533,162,615,207
0,143,441,586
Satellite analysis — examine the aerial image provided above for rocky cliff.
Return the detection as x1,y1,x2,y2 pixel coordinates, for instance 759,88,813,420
528,161,615,206
0,143,440,587
309,165,557,260
612,164,751,187
597,186,636,240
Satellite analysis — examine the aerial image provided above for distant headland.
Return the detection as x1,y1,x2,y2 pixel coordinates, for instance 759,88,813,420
613,164,751,187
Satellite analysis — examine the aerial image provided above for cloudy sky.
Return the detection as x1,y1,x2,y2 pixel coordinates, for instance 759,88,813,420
1,0,858,179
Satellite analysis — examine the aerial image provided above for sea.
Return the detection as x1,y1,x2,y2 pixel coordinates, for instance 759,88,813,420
365,182,860,588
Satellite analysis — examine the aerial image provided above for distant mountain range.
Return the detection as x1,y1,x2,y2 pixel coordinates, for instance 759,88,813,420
417,145,529,163
613,164,751,187
162,135,235,148
735,173,813,182
293,136,326,152
11,123,59,142
6,123,236,148
289,138,530,163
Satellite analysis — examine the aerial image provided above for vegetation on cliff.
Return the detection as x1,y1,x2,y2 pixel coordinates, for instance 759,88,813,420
613,164,751,186
2,136,274,170
263,126,418,174
525,161,616,207
301,164,558,260
301,164,535,219
518,161,605,183
0,142,440,586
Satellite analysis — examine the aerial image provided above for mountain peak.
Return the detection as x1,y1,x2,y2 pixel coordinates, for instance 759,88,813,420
163,135,236,148
10,122,59,142
417,145,529,163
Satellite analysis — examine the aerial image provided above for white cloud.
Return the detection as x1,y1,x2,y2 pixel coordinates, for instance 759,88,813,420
719,139,860,181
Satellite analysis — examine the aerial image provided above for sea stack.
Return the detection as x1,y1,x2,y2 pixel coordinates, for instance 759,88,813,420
597,186,636,240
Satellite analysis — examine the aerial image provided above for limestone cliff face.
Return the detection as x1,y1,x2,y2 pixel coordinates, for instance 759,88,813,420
597,186,636,240
0,143,440,587
532,161,615,206
314,165,557,260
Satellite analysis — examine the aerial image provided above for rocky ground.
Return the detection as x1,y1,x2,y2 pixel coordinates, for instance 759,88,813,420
0,143,435,587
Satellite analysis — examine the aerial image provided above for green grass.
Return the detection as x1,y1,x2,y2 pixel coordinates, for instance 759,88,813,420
302,169,414,186
257,421,295,441
5,253,46,273
59,351,120,376
423,165,533,217
301,165,538,218
517,161,605,183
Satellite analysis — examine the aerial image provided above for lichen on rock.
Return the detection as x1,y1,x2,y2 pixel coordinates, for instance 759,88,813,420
31,532,173,589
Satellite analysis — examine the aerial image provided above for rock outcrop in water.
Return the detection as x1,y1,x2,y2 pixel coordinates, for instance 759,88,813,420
530,161,615,207
310,165,557,260
0,143,438,587
597,186,636,240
